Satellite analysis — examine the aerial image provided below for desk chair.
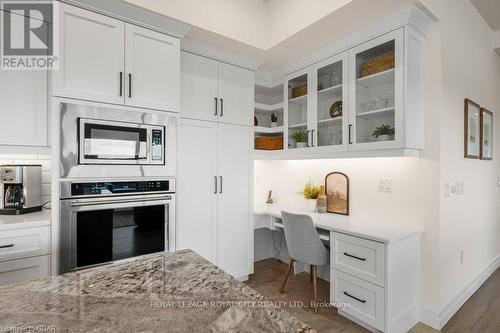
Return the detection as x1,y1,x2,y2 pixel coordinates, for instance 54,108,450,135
279,211,329,314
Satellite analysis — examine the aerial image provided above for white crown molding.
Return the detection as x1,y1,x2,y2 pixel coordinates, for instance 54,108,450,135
60,0,191,38
181,38,262,71
420,253,500,330
269,4,435,82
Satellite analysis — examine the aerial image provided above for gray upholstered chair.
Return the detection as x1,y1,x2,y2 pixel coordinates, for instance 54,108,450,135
279,211,329,314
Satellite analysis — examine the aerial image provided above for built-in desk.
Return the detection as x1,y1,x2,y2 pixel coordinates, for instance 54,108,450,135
254,204,424,333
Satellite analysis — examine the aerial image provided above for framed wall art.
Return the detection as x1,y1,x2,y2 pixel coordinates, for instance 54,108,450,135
325,172,349,215
464,98,481,159
480,107,493,160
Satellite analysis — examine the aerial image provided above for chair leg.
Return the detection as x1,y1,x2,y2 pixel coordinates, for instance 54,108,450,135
279,259,295,293
311,265,318,314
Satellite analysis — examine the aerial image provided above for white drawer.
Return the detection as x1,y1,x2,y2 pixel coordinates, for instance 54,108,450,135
331,269,385,331
332,232,385,286
0,226,50,262
0,255,50,285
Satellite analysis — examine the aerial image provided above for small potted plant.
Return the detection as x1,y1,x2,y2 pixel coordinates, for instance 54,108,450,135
302,179,320,212
270,113,278,127
291,130,308,148
371,124,395,141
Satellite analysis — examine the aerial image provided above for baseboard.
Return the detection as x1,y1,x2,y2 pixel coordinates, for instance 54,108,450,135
420,253,500,330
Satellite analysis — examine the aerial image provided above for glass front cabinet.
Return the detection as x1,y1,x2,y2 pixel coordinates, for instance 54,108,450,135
284,27,424,155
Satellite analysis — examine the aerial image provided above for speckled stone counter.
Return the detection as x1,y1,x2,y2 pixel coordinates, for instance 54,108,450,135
0,250,313,333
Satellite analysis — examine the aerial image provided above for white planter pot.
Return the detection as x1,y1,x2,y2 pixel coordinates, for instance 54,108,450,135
296,142,307,148
307,199,317,212
271,122,278,128
375,134,395,141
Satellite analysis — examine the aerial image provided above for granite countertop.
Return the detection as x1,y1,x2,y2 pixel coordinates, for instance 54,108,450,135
0,250,314,333
255,204,424,244
0,209,51,231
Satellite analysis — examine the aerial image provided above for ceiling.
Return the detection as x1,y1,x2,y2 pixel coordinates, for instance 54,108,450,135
471,0,500,31
124,0,414,70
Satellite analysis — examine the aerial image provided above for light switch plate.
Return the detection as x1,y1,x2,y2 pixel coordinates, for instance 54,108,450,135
378,178,393,193
456,181,464,195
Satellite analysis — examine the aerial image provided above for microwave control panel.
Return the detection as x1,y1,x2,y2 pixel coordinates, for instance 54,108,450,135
151,128,164,162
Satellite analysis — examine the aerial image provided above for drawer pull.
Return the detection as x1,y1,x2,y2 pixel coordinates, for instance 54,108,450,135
344,291,366,304
0,244,14,249
344,252,366,261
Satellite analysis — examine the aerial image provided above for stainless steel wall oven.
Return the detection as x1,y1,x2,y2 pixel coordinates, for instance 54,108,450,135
59,179,175,273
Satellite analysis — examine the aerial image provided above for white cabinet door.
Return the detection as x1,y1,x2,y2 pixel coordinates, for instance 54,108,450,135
0,255,50,286
348,29,403,151
54,4,125,104
177,119,218,264
217,124,253,277
125,24,180,111
0,12,47,146
217,63,254,126
180,52,219,121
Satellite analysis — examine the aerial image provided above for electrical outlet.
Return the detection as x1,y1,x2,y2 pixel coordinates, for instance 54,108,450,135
460,250,464,264
378,178,393,193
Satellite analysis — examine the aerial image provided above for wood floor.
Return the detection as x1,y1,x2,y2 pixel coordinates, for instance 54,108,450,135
245,259,500,333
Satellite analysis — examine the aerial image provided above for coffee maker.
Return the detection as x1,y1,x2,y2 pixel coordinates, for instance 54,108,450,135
0,165,42,215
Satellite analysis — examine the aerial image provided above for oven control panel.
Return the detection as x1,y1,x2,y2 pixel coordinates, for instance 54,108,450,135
71,180,170,196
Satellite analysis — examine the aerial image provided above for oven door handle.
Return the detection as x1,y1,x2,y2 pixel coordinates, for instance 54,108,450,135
69,196,173,207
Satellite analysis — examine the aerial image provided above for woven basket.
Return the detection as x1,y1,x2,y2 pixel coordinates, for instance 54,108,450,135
291,84,307,98
255,136,283,150
360,51,395,77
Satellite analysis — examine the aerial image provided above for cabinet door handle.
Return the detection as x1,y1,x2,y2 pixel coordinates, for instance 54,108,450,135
343,252,366,261
311,129,315,147
219,176,223,194
220,99,224,117
214,98,218,116
119,72,123,96
0,244,14,249
348,124,353,144
128,73,132,98
344,291,366,304
214,176,217,194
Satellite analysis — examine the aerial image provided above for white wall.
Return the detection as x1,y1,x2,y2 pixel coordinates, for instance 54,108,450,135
420,0,500,317
125,0,269,49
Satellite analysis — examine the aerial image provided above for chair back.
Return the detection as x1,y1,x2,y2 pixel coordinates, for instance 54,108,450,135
281,211,329,266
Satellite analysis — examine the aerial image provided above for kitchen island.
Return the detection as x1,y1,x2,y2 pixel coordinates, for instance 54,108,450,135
0,250,312,333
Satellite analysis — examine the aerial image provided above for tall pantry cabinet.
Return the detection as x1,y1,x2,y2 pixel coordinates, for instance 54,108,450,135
177,51,254,279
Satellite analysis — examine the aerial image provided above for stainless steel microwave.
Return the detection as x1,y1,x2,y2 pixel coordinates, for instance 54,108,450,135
78,118,164,165
59,103,176,179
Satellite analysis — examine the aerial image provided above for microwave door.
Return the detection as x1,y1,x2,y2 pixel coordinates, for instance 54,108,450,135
79,119,148,164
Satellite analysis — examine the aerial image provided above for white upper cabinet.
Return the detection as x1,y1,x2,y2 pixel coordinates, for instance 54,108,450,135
54,4,125,104
218,63,254,126
180,52,219,122
0,11,48,147
282,26,424,157
54,3,180,111
125,24,180,112
313,53,349,152
180,52,254,126
348,29,403,151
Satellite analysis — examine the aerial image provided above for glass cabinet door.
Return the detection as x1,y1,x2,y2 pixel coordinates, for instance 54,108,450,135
315,57,346,149
287,74,309,149
350,30,402,147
